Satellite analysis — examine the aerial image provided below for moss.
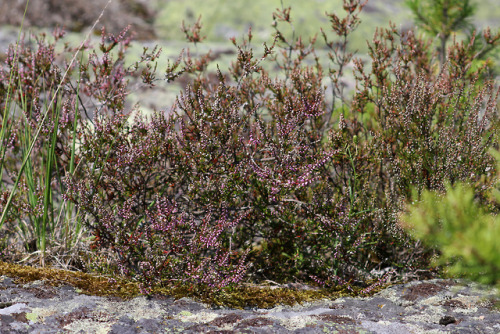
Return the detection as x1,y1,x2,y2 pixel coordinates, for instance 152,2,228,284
0,261,141,300
0,261,395,309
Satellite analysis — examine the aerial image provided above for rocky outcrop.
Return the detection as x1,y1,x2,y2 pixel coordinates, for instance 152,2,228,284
0,277,499,333
0,0,156,40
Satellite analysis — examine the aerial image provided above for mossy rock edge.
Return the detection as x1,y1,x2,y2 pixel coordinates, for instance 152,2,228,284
0,261,398,309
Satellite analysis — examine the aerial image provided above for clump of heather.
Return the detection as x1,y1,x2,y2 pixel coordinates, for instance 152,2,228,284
316,23,500,281
2,0,499,293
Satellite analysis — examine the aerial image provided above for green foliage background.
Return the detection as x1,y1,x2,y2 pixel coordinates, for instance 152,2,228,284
151,0,500,51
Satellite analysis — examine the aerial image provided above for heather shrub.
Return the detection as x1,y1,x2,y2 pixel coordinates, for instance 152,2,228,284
64,27,336,288
64,3,360,289
1,0,499,293
72,1,499,291
316,23,500,278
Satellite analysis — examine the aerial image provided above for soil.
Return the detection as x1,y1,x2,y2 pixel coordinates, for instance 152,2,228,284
0,276,499,333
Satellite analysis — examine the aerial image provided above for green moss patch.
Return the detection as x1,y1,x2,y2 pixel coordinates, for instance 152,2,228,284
0,261,394,309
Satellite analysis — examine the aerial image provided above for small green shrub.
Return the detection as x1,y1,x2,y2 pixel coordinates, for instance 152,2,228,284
400,173,500,289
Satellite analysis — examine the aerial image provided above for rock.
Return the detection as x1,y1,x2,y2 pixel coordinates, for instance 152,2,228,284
0,276,499,333
0,0,156,40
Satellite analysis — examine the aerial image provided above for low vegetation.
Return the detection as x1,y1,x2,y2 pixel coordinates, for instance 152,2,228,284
0,0,499,305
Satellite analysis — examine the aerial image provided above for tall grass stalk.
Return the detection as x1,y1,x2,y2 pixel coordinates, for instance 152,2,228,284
14,86,63,266
0,0,29,192
58,68,82,257
0,0,114,267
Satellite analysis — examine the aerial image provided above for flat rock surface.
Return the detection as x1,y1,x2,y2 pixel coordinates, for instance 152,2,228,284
0,277,499,333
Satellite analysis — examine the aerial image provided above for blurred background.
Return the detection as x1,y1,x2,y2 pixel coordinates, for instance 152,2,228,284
1,0,499,44
152,0,499,53
1,0,498,113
